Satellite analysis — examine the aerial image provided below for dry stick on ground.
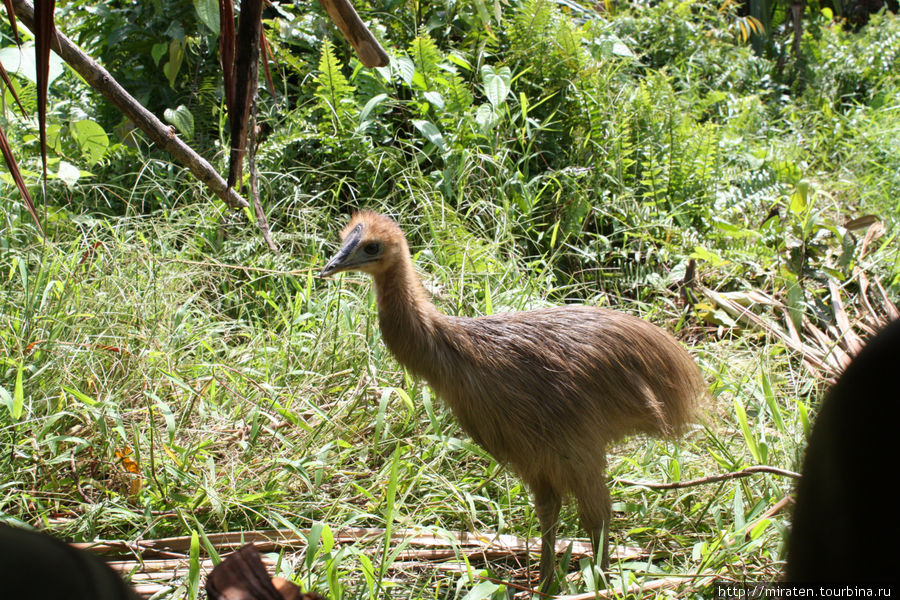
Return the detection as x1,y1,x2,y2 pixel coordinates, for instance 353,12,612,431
11,0,249,213
615,465,801,490
73,468,779,598
743,495,793,542
555,575,696,600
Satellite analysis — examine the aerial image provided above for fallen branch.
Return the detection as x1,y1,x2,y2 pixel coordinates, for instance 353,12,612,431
60,524,713,598
73,526,612,559
615,465,801,490
742,495,793,542
11,0,249,211
558,575,689,600
695,218,898,383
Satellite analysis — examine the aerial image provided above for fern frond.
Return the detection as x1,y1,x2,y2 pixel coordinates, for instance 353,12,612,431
442,72,475,114
315,39,356,130
409,33,443,90
509,0,555,59
555,20,585,70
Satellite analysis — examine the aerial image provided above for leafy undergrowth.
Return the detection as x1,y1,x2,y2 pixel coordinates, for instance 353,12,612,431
2,0,899,598
2,194,895,597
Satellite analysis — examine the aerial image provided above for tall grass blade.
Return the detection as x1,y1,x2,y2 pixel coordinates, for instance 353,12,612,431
188,530,201,600
734,397,762,464
379,445,402,583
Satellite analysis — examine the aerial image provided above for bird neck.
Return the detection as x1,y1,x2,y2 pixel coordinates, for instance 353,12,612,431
372,255,445,380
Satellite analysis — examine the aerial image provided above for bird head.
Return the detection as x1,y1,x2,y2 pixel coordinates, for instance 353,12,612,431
320,211,408,278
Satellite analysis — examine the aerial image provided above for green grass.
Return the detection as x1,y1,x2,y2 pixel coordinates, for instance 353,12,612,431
0,197,836,597
2,0,900,597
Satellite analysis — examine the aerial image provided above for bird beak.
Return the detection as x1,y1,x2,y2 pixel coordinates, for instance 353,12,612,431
320,224,363,278
320,249,351,277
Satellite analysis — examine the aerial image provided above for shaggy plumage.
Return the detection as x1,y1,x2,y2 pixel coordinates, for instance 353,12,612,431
321,211,707,589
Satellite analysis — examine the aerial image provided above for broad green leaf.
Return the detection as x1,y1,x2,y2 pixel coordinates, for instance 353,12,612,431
790,180,810,216
13,364,23,420
472,0,492,31
62,385,99,406
411,119,446,151
0,42,65,85
394,56,415,86
57,160,81,187
733,485,745,530
164,105,195,139
691,245,726,267
424,90,445,110
306,523,324,569
734,398,761,463
446,52,472,70
320,522,335,553
155,399,177,445
188,530,200,600
481,65,511,109
69,119,109,165
795,396,810,437
594,34,636,58
358,93,388,125
164,39,186,88
695,302,738,327
194,519,221,565
838,231,856,269
46,124,63,153
549,220,560,249
773,160,801,183
151,42,168,67
194,0,220,34
749,518,771,540
462,580,501,600
392,387,414,413
474,103,497,132
669,456,681,481
358,553,376,596
692,541,707,561
612,39,635,57
786,279,804,332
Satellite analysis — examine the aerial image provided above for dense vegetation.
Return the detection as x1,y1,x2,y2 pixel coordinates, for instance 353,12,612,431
1,0,898,597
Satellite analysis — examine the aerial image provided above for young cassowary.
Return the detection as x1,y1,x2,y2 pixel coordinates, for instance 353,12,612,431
321,211,707,589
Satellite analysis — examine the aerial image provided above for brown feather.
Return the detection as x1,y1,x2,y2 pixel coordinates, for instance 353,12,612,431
322,211,707,589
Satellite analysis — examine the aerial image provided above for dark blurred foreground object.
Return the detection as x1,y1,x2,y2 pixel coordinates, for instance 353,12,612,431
0,524,138,600
786,318,900,582
206,544,324,600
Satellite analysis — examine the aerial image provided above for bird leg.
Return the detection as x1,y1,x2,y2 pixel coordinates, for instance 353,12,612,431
533,482,562,592
576,474,612,578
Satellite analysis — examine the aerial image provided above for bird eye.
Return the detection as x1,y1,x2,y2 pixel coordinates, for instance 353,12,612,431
363,242,381,256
